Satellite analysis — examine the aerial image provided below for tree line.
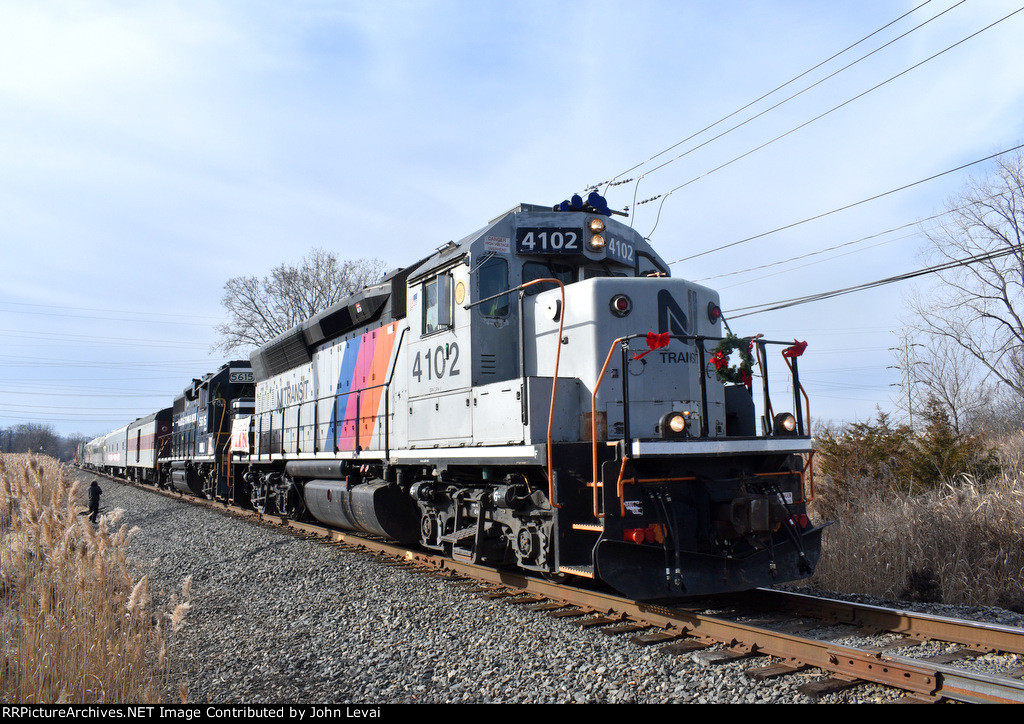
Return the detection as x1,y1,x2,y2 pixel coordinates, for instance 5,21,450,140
0,424,88,461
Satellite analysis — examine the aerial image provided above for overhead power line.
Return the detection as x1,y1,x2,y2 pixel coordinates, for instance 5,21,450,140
691,189,1012,284
693,216,937,283
669,141,1024,266
592,1,939,192
617,1,964,196
0,300,222,322
726,242,1024,319
645,6,1024,238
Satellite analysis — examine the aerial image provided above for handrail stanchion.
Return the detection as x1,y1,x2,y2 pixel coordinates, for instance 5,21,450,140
790,355,805,436
696,336,708,437
619,340,632,451
591,338,627,519
757,340,772,435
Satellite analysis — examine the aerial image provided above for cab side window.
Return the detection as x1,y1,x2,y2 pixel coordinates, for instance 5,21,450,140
584,266,628,279
423,274,453,334
638,253,669,277
478,256,509,317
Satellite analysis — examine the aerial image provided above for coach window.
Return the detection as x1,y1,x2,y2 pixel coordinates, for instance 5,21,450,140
478,256,509,316
423,274,453,335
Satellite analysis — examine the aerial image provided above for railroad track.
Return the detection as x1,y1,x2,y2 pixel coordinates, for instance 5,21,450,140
83,467,1024,704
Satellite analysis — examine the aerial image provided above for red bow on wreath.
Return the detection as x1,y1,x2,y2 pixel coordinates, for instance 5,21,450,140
633,331,670,360
782,340,808,358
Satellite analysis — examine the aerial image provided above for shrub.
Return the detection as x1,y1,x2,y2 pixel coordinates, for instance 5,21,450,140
814,401,997,500
809,469,1024,607
809,414,1022,607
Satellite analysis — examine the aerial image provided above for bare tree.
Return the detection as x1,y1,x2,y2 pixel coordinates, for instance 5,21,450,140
215,249,388,353
907,150,1024,403
892,329,995,433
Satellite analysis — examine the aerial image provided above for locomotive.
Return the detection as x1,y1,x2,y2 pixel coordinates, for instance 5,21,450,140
82,193,825,601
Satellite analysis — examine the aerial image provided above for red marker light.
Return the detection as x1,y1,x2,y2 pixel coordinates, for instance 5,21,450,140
610,294,632,317
625,529,646,544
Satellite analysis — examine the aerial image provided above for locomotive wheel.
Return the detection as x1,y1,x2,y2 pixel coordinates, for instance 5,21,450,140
420,515,438,545
280,484,307,521
250,479,276,515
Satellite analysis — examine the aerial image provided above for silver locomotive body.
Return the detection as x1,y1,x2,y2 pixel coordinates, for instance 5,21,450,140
230,198,825,599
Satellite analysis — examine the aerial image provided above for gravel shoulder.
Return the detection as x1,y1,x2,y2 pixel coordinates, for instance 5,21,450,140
73,469,1021,705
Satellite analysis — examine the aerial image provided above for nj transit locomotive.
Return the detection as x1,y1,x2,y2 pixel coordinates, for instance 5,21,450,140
82,194,825,601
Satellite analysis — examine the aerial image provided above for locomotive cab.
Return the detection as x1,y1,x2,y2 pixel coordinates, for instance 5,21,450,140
470,203,824,599
163,361,254,502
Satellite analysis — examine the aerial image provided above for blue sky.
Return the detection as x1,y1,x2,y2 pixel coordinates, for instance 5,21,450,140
2,0,1024,437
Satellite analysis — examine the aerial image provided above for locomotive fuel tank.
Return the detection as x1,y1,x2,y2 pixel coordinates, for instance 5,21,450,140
304,478,420,544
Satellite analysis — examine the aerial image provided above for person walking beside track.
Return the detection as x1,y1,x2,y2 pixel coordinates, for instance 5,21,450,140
88,479,102,523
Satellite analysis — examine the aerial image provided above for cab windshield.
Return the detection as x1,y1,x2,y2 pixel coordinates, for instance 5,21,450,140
522,261,576,295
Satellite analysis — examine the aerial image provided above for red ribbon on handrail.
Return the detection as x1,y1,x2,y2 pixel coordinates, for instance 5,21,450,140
633,331,670,360
782,340,808,358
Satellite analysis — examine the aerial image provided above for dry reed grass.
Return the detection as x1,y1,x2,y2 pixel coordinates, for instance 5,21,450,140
0,453,189,704
810,431,1024,609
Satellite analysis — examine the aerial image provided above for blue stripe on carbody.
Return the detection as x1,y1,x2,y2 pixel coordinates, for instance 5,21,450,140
325,337,362,446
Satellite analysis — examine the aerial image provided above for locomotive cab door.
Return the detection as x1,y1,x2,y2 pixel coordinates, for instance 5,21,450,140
471,253,518,385
406,263,473,444
466,251,535,446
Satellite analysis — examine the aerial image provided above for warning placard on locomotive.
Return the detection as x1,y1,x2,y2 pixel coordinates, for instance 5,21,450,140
229,416,251,452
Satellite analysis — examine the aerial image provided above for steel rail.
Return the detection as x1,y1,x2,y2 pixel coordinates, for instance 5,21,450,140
743,588,1024,656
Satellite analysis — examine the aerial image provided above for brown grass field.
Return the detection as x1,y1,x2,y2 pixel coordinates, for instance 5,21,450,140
0,454,189,704
809,431,1024,610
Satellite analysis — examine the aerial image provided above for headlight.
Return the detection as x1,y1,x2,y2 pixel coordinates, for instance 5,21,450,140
773,412,798,436
660,411,690,438
588,218,607,251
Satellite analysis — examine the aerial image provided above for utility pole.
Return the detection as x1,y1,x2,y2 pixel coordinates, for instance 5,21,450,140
888,337,926,428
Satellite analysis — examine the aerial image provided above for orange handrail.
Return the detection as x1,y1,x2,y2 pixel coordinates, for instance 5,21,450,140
782,353,814,501
519,278,566,510
591,337,627,518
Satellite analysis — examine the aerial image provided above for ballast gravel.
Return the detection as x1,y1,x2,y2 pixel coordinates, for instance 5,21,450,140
81,471,1023,705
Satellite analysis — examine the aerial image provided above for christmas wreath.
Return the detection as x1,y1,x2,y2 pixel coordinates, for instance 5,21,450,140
710,334,755,387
